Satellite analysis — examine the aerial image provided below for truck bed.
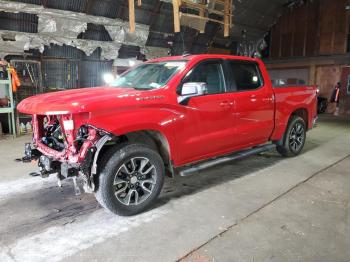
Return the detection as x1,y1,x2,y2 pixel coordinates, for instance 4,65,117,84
272,85,317,141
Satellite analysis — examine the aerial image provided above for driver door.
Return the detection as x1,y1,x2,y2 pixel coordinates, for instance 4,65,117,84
175,60,236,164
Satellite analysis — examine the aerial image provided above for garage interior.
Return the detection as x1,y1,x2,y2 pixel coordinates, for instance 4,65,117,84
0,0,350,261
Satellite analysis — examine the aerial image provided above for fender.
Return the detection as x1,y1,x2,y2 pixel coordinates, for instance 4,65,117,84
271,86,317,141
87,108,181,163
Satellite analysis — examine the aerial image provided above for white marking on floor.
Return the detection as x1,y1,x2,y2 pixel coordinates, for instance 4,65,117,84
0,247,13,262
0,176,58,201
0,208,168,262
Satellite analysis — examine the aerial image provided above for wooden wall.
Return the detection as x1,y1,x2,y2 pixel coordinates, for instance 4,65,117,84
340,66,350,114
270,0,350,59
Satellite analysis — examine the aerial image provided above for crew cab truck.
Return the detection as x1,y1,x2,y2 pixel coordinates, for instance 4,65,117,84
17,54,317,216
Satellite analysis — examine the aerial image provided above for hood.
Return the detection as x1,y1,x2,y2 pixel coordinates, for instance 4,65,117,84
17,87,154,115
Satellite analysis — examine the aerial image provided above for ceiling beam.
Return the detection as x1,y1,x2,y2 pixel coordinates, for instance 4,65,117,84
172,0,180,32
129,0,135,33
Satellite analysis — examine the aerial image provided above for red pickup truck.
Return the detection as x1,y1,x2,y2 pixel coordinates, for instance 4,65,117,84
18,54,317,216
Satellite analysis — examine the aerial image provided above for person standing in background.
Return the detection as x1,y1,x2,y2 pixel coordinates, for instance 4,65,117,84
330,82,341,116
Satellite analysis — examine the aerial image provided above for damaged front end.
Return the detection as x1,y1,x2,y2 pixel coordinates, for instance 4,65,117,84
23,113,111,194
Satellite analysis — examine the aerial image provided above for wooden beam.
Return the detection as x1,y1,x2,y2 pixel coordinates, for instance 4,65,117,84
199,9,205,33
129,0,135,33
309,65,316,85
172,0,232,36
181,0,225,16
224,0,230,37
172,0,181,33
180,12,224,25
230,4,233,27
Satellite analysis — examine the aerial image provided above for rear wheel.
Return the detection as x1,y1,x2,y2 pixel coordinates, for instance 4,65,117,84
95,143,164,216
276,116,306,157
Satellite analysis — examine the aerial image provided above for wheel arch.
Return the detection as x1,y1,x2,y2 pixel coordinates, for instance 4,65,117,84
95,129,174,178
272,107,309,143
124,130,172,167
290,108,309,129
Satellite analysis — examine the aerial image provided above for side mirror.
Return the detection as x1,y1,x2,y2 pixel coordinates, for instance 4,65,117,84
178,82,207,104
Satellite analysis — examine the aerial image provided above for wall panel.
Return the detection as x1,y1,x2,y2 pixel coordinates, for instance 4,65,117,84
319,0,336,55
293,5,307,57
270,0,348,58
270,23,280,58
305,0,319,56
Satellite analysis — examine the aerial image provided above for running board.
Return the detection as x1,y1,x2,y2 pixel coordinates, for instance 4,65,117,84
178,144,276,177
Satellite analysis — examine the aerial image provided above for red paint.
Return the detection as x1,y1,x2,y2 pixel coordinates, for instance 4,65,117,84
17,55,317,168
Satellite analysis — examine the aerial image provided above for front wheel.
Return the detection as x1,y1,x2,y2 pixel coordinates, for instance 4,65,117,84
95,143,165,216
276,116,306,157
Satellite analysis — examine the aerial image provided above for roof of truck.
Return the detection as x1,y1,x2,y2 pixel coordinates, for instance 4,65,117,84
148,54,260,63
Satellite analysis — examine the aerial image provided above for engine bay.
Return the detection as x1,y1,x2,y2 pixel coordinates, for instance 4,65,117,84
41,118,65,151
40,116,91,153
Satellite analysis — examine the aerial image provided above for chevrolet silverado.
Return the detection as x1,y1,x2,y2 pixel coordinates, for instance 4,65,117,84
17,54,317,216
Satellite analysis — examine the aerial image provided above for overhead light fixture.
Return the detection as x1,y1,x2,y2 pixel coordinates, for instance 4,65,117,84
346,5,350,10
103,73,115,84
129,60,136,66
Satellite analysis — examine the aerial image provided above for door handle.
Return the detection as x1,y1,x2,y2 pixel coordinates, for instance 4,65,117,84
220,101,229,106
220,101,234,107
262,97,274,102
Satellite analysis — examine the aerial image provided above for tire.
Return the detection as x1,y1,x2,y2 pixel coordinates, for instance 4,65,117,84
95,143,165,216
276,116,306,157
318,100,328,114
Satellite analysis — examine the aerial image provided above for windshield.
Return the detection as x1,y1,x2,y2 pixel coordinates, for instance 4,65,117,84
110,61,187,90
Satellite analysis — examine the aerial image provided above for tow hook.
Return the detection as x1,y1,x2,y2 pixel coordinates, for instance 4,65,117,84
72,177,81,195
55,172,81,196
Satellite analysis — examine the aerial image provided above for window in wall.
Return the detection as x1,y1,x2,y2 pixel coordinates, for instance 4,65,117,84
184,62,226,94
268,68,309,87
229,62,263,91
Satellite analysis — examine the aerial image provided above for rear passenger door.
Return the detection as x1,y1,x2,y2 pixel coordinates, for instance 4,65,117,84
227,60,275,147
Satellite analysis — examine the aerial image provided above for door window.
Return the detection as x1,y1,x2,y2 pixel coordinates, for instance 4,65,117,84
228,61,263,91
183,61,226,94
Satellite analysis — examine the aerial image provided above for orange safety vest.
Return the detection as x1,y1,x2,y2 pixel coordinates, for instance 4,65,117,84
9,66,21,93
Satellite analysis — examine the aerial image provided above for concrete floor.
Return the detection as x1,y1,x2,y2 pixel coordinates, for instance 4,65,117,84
0,115,349,262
